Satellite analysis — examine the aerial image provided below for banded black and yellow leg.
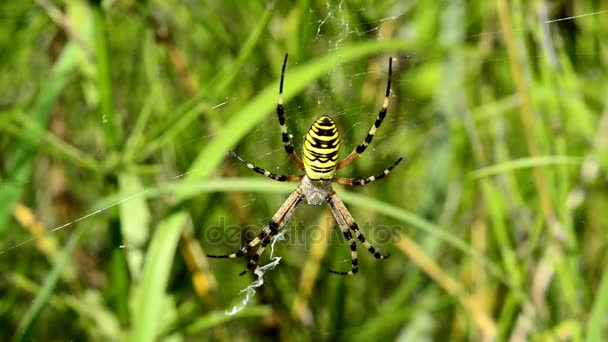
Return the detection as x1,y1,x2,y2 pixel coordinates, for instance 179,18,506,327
337,57,393,170
330,225,359,276
240,227,275,276
329,191,390,265
229,151,302,182
333,157,403,186
240,225,280,276
208,188,304,275
277,53,305,170
206,221,275,259
326,191,360,275
349,221,390,260
240,188,304,275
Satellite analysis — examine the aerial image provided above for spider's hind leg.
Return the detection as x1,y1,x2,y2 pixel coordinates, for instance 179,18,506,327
326,191,390,275
239,227,276,276
206,221,278,276
349,222,391,260
206,223,270,259
207,188,304,275
328,224,359,276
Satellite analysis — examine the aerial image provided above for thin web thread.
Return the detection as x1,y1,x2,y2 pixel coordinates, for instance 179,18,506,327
225,229,287,316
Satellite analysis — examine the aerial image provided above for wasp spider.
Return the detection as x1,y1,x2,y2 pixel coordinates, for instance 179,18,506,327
208,54,402,275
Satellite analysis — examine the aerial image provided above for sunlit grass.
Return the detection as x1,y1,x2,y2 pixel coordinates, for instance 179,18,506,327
1,1,607,341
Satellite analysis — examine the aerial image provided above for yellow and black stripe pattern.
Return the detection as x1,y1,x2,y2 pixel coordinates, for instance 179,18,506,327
208,55,399,276
303,116,341,180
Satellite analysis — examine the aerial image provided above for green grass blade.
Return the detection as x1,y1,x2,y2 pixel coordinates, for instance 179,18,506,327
183,306,271,334
92,4,118,148
130,212,186,342
0,42,82,235
469,155,582,179
207,1,276,99
118,173,151,280
13,227,84,342
585,263,608,342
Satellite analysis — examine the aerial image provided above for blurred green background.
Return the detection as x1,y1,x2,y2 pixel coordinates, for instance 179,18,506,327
1,0,608,340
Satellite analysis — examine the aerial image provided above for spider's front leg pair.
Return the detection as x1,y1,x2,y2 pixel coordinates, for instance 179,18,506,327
276,53,396,174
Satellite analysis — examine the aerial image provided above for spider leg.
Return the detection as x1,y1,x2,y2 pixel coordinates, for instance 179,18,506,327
333,157,403,186
326,192,359,275
327,191,390,275
229,151,302,182
350,221,390,260
207,188,304,275
205,222,269,259
239,233,273,276
277,53,305,171
337,57,393,170
239,189,304,275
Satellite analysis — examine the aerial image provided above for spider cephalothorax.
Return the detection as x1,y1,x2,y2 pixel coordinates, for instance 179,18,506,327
208,54,402,275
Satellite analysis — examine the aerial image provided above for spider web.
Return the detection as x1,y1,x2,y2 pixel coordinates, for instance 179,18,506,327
2,1,607,338
225,229,287,316
4,2,606,252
